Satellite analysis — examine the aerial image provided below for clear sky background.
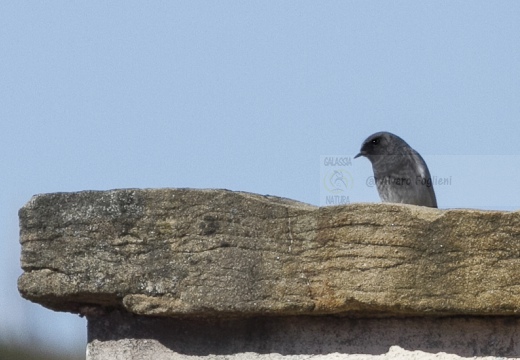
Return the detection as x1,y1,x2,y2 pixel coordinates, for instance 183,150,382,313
1,1,520,354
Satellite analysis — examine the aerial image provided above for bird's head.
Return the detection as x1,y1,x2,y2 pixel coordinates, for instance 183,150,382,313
354,131,408,162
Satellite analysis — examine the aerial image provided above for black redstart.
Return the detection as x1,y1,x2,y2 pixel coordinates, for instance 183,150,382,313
354,131,437,208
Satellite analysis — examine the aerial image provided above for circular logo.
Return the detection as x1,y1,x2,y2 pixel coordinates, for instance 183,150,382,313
323,169,353,194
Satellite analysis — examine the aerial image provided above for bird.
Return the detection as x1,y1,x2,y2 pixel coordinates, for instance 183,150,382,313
354,131,437,208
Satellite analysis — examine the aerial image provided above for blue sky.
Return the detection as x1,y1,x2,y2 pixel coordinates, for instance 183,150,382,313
1,2,520,353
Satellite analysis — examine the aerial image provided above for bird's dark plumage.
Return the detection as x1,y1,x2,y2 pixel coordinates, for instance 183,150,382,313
355,131,437,208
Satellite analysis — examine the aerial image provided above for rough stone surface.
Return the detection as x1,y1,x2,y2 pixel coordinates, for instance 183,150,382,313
18,188,520,317
86,310,520,359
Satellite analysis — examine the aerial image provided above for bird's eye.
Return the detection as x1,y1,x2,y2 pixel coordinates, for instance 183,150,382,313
371,138,380,145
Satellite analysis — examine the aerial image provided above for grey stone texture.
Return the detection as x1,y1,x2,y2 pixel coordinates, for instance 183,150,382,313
86,311,520,359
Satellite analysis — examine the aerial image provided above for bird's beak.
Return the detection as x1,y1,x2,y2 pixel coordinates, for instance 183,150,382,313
354,151,364,159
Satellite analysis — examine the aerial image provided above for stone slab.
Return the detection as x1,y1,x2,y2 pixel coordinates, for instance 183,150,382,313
17,188,520,317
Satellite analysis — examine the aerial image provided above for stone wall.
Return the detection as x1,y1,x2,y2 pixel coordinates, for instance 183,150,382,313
17,189,520,359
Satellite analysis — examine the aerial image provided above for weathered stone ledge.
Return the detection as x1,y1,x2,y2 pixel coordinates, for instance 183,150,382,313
17,188,520,317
